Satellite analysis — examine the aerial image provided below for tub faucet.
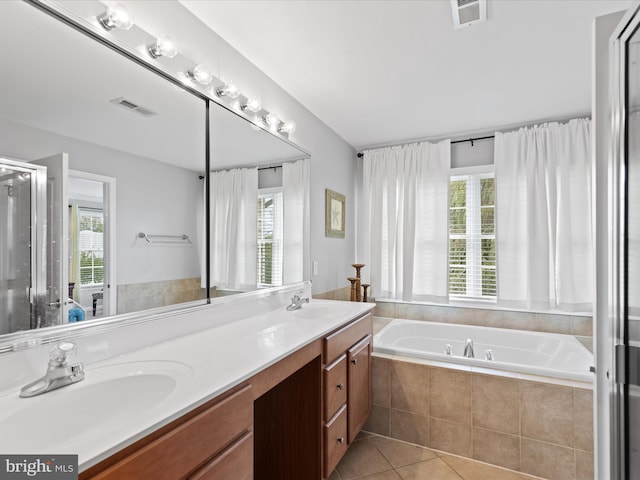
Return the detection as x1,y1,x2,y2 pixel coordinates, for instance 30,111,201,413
463,339,475,358
20,342,85,398
286,294,309,311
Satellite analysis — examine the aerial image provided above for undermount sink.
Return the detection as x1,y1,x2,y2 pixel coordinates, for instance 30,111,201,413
0,360,194,452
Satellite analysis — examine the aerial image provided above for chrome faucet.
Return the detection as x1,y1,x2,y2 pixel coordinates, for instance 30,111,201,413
286,293,309,311
20,342,85,398
463,339,475,358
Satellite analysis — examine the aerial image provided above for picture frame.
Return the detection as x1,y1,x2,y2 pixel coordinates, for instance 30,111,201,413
325,189,345,238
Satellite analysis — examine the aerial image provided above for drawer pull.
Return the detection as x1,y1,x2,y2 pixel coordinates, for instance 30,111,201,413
337,383,344,390
337,437,345,444
351,358,357,365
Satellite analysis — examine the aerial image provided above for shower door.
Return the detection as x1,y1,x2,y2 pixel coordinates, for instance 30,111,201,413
0,158,47,334
612,4,640,478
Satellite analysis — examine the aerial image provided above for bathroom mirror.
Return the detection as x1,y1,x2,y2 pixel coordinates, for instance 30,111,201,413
0,0,310,340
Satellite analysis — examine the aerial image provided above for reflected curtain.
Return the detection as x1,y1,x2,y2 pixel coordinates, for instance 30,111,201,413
206,167,258,291
282,158,310,284
69,204,79,300
360,140,450,302
494,118,592,311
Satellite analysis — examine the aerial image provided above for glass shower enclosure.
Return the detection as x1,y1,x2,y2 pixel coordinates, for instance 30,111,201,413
0,157,47,334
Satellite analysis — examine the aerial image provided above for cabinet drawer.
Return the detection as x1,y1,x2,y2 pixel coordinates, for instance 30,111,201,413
92,385,253,480
324,313,373,363
324,354,347,421
324,405,348,477
188,432,253,480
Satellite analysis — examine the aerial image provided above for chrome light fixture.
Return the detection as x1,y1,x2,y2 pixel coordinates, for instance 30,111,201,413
97,4,134,31
278,121,296,134
242,97,262,113
215,82,240,99
186,64,212,85
148,36,178,59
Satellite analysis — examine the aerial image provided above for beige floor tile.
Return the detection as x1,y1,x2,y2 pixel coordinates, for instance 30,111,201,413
336,439,394,480
395,458,463,480
356,431,375,441
360,471,402,480
368,435,438,468
440,454,539,480
329,469,343,480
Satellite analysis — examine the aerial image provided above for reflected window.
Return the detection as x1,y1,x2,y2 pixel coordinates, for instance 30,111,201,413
257,188,283,287
78,208,104,286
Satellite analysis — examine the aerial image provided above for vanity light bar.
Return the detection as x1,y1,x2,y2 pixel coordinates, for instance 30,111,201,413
93,2,295,138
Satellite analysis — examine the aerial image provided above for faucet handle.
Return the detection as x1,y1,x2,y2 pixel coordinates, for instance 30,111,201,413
49,342,77,366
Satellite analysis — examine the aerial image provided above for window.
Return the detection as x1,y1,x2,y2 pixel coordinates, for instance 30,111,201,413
449,171,495,299
79,208,104,286
257,189,283,287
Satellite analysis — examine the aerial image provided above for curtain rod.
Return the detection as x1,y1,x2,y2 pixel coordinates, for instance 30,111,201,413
355,113,590,158
356,134,495,157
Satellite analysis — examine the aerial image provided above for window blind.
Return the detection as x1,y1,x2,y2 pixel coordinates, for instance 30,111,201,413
449,173,495,299
257,190,283,287
78,209,104,286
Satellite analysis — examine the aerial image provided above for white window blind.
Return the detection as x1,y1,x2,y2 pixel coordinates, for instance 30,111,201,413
449,171,495,299
78,208,104,286
257,189,283,287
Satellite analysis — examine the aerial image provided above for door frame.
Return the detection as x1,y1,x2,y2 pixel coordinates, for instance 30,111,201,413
68,169,116,318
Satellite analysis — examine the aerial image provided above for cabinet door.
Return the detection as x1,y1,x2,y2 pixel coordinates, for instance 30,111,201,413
347,335,372,443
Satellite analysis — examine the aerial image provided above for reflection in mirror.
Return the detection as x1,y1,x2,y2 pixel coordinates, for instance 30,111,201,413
208,106,310,296
0,1,207,334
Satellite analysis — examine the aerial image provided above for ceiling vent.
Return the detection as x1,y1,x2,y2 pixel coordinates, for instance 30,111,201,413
109,97,157,117
450,0,486,29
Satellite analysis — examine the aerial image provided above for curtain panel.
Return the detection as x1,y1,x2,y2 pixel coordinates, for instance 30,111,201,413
360,140,450,302
205,167,258,291
494,118,592,311
282,158,310,284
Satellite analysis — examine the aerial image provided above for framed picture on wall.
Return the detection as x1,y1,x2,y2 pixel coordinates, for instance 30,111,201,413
325,189,345,238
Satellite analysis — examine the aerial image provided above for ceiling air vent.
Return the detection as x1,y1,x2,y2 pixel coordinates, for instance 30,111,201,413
450,0,486,29
109,97,157,117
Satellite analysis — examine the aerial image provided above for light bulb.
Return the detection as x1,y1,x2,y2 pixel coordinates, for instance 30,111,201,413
242,97,262,113
278,121,296,134
148,36,178,59
98,4,134,31
187,64,212,85
264,113,280,130
215,82,240,99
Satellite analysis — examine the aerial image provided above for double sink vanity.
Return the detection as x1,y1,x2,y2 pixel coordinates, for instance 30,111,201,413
0,284,374,479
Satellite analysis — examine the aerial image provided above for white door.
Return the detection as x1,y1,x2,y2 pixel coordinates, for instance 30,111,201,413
32,153,69,327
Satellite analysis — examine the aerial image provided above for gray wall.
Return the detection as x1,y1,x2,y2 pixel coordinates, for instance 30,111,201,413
0,117,202,285
121,1,357,295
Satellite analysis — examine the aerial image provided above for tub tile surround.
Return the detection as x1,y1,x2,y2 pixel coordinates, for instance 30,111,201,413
365,356,594,480
117,277,207,313
373,300,592,340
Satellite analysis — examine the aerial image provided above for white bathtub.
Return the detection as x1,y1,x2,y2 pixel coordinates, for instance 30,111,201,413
374,319,593,382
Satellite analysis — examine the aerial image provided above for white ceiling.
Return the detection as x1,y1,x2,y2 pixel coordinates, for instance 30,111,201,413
180,0,631,150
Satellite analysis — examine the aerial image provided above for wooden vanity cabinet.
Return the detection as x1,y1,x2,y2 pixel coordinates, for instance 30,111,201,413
81,385,253,480
323,313,373,478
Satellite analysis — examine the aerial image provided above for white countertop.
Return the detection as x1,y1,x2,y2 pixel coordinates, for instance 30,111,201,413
0,298,374,471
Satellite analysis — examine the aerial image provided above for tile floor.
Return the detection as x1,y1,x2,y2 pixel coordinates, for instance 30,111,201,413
330,432,543,480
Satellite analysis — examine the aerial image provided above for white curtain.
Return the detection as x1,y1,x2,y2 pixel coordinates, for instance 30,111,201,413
494,118,592,311
360,140,450,302
206,167,258,291
282,158,310,284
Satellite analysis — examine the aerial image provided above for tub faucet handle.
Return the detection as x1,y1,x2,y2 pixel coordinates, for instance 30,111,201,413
484,349,494,361
444,344,453,355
